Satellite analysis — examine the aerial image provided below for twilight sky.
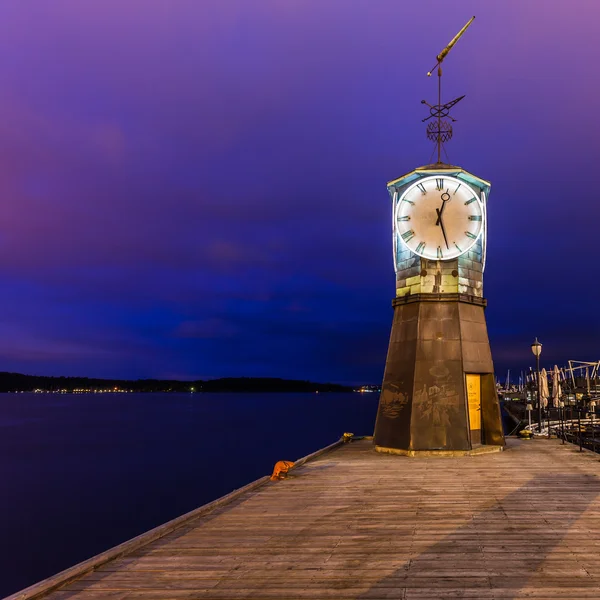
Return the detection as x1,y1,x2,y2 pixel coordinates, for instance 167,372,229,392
0,1,597,383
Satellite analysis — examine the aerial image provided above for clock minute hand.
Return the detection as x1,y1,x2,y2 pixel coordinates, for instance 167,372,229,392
439,218,449,250
435,206,450,249
436,189,451,249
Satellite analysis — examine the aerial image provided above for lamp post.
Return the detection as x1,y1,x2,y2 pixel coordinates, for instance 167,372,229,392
531,338,543,433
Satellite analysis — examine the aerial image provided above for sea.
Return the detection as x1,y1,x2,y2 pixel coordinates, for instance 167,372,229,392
0,391,378,597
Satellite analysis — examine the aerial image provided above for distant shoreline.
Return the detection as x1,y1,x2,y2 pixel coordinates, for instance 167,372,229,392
0,372,380,394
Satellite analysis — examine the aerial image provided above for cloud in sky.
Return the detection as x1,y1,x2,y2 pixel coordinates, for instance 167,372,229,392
0,0,598,382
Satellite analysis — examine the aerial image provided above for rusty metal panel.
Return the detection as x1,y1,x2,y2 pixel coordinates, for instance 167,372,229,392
459,303,495,373
375,298,503,452
461,320,490,344
481,373,505,446
373,303,418,450
411,355,470,450
411,301,469,450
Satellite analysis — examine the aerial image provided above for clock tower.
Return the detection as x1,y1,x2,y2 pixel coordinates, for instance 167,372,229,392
373,17,505,455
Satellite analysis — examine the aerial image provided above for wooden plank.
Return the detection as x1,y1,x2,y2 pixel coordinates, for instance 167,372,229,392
10,437,600,600
2,474,268,600
5,439,345,600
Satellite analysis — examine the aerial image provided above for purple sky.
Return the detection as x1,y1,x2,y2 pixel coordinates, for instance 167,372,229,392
0,1,597,383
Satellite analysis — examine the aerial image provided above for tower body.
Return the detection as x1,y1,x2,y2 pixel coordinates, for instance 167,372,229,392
373,164,505,454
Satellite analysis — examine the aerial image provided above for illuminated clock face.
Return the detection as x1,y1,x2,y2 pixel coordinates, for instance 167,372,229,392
395,175,483,260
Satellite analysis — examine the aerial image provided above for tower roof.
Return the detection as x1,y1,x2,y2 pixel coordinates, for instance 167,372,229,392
387,164,491,194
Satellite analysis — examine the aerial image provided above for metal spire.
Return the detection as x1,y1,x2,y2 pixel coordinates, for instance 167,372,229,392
422,16,475,164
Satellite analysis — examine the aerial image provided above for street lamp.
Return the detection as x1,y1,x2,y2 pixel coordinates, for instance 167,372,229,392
531,338,543,433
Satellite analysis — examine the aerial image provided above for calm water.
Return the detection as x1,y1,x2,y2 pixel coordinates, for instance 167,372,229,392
0,392,378,596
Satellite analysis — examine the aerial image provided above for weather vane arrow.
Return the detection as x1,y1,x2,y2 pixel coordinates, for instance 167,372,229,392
421,95,465,122
427,16,475,76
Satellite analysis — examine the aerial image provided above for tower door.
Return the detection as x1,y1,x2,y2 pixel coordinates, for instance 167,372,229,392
466,374,481,446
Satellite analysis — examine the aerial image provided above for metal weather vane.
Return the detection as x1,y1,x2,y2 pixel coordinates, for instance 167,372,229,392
422,16,475,164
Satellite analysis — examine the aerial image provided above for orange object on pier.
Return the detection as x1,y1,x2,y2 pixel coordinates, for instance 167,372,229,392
270,460,294,480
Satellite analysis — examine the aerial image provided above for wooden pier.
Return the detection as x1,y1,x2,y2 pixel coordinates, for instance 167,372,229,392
8,437,600,599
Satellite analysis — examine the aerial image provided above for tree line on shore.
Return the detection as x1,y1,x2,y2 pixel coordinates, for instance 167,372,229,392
0,371,353,393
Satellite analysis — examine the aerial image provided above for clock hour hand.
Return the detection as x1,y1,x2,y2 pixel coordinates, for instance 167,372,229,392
435,199,447,226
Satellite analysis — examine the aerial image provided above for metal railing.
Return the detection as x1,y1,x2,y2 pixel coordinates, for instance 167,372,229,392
540,405,600,453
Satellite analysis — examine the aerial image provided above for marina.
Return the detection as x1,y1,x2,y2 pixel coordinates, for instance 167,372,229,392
8,436,600,599
2,5,598,599
504,401,600,454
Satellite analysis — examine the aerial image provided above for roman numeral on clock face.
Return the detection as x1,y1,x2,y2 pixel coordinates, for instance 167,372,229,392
397,215,410,221
454,183,462,194
402,198,415,205
436,178,444,191
465,231,477,239
416,182,427,195
416,241,426,253
468,215,482,221
401,230,415,242
464,197,477,205
437,246,443,259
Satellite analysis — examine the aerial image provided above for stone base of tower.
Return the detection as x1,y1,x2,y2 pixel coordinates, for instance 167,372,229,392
374,444,503,457
373,294,505,453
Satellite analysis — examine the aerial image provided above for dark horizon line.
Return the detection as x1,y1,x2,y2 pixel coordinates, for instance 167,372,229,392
0,371,381,393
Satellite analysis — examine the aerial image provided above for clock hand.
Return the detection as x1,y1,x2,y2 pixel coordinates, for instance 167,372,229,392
435,204,446,226
439,217,449,250
435,190,451,226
